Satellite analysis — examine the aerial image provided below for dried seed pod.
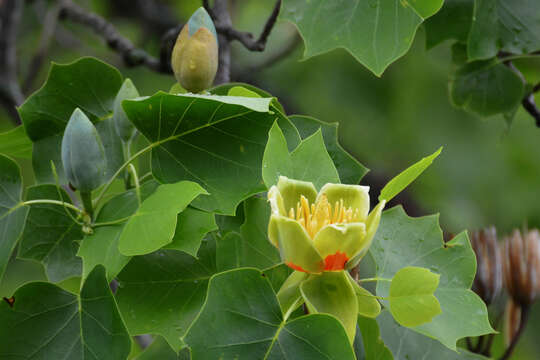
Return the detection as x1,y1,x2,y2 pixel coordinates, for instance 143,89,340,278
470,227,502,305
503,229,540,306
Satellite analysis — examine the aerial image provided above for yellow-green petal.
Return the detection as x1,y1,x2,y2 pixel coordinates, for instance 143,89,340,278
277,176,317,214
347,200,386,269
269,215,324,273
267,185,287,217
300,271,358,344
346,273,381,318
312,223,366,268
277,271,308,316
317,183,370,222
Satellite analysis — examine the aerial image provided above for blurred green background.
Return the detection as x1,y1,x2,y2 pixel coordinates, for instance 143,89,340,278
1,0,539,358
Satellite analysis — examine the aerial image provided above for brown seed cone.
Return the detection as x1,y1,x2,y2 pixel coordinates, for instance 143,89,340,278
503,229,540,305
470,227,502,305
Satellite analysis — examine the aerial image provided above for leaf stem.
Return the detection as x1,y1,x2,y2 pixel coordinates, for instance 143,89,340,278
22,199,83,214
127,163,141,206
80,191,94,217
359,277,392,283
92,215,131,227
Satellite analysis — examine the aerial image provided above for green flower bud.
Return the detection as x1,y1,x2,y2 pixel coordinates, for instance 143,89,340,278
61,108,107,192
267,176,385,274
113,78,140,142
171,7,218,93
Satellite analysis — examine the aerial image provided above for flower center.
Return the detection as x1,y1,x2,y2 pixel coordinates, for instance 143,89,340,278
288,194,359,238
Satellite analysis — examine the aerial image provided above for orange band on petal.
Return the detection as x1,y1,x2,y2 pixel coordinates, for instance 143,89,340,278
287,262,310,273
324,251,349,271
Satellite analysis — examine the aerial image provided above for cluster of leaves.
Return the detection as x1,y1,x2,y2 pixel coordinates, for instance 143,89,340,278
281,0,539,122
0,57,493,359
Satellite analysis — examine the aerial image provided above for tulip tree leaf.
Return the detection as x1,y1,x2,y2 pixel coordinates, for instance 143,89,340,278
0,126,33,159
18,57,122,141
379,147,442,202
370,207,494,350
77,181,159,282
123,92,301,215
280,0,444,76
210,82,286,114
424,0,474,49
468,0,540,60
450,60,525,117
376,311,490,360
116,239,217,350
18,185,83,282
164,207,217,256
184,268,356,360
355,316,393,360
118,181,207,256
216,197,280,271
263,122,339,189
0,265,131,359
300,271,359,343
388,267,441,327
0,155,28,281
289,115,368,185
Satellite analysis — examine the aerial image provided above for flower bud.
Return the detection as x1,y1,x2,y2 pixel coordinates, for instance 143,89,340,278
171,7,218,93
470,227,502,305
113,78,140,142
503,229,540,306
61,108,107,192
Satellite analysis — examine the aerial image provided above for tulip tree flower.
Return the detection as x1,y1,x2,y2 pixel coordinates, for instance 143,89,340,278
268,176,385,274
267,176,385,343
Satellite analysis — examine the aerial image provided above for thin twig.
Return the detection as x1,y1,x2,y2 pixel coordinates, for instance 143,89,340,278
0,0,24,125
59,0,171,73
498,305,530,360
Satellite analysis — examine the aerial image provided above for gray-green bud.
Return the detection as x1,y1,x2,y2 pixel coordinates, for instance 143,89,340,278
61,108,107,192
113,78,140,142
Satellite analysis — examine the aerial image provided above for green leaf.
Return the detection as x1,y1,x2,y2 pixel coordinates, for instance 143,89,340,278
227,86,261,98
289,115,368,184
123,92,300,215
450,60,525,117
216,197,281,271
18,185,83,282
118,181,207,256
32,135,66,183
164,207,217,256
355,316,393,360
0,126,32,159
280,0,444,76
263,122,339,188
77,181,159,281
424,0,474,49
468,0,540,60
116,239,217,350
0,154,28,281
0,265,131,359
376,311,490,360
210,82,286,114
96,116,126,182
184,268,356,360
370,207,494,350
348,273,381,318
300,271,358,343
19,57,123,141
388,267,441,327
135,336,179,360
379,147,442,202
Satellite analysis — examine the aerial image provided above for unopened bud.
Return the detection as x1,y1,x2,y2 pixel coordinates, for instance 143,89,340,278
503,229,540,306
61,108,107,192
113,78,140,142
171,7,218,93
470,227,502,305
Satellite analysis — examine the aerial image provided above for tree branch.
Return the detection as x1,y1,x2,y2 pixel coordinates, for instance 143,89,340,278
0,0,24,125
59,0,172,74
